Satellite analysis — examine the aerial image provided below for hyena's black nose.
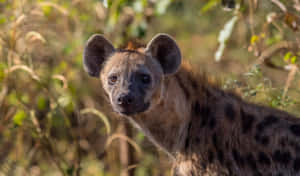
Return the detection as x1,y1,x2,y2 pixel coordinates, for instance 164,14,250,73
117,94,134,106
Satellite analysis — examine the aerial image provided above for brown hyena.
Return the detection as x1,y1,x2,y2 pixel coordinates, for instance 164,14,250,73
83,33,300,176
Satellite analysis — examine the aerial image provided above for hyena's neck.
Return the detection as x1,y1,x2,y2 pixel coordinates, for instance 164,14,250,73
131,64,217,157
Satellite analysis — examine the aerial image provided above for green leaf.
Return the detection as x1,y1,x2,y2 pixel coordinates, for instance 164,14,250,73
291,56,297,64
13,110,27,126
66,165,74,176
21,94,29,103
8,92,18,105
266,34,282,46
201,0,219,13
42,6,52,17
0,63,6,82
0,16,6,25
136,132,145,143
37,95,47,110
284,52,292,62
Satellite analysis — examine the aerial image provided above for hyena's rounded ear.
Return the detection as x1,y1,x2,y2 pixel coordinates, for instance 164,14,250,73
83,34,115,77
146,33,181,75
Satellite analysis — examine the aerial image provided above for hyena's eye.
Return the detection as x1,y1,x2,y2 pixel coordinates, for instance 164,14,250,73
108,75,118,85
141,74,151,84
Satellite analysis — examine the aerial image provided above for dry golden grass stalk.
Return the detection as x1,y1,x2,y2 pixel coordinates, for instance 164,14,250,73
25,31,46,44
7,65,40,81
80,108,111,134
105,133,143,159
38,2,69,16
52,74,68,89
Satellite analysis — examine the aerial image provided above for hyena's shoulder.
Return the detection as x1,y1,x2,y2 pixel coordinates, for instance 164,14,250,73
174,65,300,175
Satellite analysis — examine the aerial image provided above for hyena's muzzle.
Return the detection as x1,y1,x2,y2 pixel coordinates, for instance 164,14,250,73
111,70,151,116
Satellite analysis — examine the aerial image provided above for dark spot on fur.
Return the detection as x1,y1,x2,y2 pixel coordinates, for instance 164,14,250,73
201,162,207,170
184,121,192,150
240,109,255,134
193,102,213,128
209,117,216,129
272,150,291,165
255,171,263,176
175,75,190,99
212,133,224,165
294,158,300,172
217,149,224,164
199,105,211,128
279,138,287,147
188,76,198,90
276,173,283,176
225,161,233,175
232,148,245,167
225,141,230,149
246,153,257,170
193,101,201,116
212,133,218,148
256,115,279,132
194,137,201,144
255,134,269,146
225,103,235,121
289,140,300,151
258,152,271,165
290,124,300,137
208,150,214,163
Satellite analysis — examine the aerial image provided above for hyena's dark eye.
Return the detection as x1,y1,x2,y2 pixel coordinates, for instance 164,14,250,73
108,75,118,85
141,74,151,84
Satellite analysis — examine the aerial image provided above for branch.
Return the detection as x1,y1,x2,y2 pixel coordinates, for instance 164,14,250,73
255,41,300,65
283,64,298,99
271,0,287,12
294,0,300,11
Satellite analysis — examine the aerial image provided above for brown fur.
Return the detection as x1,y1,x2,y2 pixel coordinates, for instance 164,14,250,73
85,34,300,176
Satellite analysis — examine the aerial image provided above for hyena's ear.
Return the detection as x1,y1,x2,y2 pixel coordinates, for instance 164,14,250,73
146,33,181,75
83,34,115,77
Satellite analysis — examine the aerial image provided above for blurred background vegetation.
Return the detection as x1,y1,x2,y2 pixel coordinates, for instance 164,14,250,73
0,0,300,175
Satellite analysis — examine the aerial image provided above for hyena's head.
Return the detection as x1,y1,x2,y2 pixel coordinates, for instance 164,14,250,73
83,34,181,116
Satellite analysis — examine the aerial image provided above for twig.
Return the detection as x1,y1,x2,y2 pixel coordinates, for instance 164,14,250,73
248,0,255,36
254,41,299,66
75,108,83,176
283,64,298,99
271,0,287,12
294,0,300,11
105,133,143,159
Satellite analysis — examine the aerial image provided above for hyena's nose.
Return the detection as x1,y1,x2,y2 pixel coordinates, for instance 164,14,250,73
117,94,134,106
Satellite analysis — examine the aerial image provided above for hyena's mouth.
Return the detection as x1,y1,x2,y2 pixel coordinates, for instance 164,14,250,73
114,102,150,116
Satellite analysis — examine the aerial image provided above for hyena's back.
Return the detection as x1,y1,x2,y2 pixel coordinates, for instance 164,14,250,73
178,77,300,176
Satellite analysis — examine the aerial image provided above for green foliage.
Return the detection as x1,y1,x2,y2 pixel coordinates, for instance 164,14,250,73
13,109,27,126
201,0,220,13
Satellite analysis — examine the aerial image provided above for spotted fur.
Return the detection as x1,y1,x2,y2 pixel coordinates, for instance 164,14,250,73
84,34,300,176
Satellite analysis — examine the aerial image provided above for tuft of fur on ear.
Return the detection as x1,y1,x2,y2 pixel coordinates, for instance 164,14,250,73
146,33,182,75
83,34,115,77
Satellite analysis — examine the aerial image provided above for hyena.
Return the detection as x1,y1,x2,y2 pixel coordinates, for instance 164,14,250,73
83,33,300,176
